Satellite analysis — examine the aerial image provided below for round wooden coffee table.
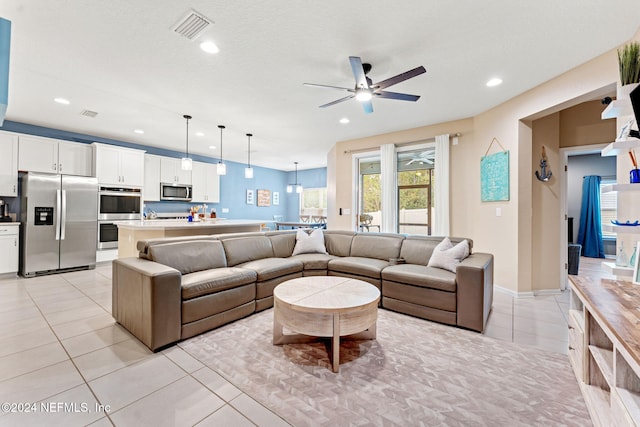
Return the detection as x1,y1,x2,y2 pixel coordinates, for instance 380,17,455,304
273,276,380,372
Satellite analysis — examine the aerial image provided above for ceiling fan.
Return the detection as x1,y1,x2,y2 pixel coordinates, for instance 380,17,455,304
304,56,426,114
404,149,435,165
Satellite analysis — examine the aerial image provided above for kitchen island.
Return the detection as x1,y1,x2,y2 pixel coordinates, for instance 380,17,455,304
116,219,268,258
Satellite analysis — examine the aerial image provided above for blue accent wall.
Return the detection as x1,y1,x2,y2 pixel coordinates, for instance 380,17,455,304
0,120,327,223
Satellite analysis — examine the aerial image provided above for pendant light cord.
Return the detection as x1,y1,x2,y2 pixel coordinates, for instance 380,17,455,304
247,133,252,167
218,125,225,162
183,114,192,157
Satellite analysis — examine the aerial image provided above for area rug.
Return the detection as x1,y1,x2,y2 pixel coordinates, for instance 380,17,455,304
180,309,589,427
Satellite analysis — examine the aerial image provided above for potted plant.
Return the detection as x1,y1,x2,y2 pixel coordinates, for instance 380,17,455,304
617,41,640,99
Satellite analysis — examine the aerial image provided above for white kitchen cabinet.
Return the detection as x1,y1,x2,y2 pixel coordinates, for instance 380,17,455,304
0,132,18,197
192,161,219,203
160,157,191,185
92,143,145,187
144,154,161,201
58,141,92,176
0,224,19,275
18,135,92,176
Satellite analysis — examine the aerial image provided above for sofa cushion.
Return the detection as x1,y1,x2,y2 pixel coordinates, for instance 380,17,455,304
382,264,457,292
290,253,339,270
268,232,297,258
292,229,328,256
399,237,441,266
323,231,355,257
137,235,218,259
182,283,255,324
427,238,470,273
148,240,227,274
328,256,389,279
181,267,257,300
238,258,303,281
349,234,404,261
222,236,274,266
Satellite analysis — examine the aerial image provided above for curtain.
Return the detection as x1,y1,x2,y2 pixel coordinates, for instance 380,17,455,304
433,134,450,236
577,175,604,258
380,144,397,233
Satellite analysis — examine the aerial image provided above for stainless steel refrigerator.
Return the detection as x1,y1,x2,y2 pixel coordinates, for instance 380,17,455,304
20,172,98,277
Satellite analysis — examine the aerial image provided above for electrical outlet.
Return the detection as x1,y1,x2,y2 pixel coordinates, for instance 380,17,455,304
222,208,229,213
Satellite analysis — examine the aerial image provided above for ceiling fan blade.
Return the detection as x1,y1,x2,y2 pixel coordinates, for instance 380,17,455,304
362,99,373,114
373,66,426,90
304,83,354,92
349,56,369,88
375,91,421,102
319,95,355,108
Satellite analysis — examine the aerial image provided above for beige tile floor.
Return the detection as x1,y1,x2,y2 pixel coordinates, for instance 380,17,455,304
0,261,576,426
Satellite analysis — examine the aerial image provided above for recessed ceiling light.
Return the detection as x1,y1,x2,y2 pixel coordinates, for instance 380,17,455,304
208,145,216,150
54,97,70,105
196,132,205,137
339,118,350,124
200,41,219,54
134,129,144,134
486,78,503,87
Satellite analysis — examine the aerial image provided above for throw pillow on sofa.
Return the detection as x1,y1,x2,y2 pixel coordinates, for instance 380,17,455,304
292,228,328,256
427,237,469,273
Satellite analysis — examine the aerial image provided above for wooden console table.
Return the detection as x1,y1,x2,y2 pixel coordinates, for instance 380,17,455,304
568,272,640,426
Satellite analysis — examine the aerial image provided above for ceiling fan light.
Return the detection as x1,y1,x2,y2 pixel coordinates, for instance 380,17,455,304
355,89,372,102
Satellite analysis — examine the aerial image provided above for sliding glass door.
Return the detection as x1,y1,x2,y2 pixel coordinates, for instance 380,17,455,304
355,144,436,234
397,148,434,235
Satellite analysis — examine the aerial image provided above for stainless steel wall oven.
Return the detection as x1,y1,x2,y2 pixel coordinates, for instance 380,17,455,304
97,186,141,250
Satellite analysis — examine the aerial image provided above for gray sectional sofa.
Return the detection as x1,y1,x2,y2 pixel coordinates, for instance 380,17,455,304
112,230,494,351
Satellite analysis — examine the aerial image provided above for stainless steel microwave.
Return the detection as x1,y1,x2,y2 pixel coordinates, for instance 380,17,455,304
160,183,192,201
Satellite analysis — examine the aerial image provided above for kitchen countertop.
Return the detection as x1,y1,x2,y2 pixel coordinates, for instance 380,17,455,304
116,219,270,230
0,222,20,226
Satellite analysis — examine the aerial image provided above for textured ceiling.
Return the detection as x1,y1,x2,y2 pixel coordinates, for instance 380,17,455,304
1,1,639,171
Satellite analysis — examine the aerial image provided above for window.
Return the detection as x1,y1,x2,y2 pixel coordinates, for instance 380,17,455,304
300,187,327,221
600,180,617,237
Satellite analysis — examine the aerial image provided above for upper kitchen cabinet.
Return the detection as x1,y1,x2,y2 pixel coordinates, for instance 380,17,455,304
18,135,92,176
143,154,161,201
160,157,191,185
0,131,18,197
191,161,219,203
92,143,145,187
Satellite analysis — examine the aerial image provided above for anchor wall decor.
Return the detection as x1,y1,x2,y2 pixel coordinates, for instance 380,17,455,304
535,146,552,182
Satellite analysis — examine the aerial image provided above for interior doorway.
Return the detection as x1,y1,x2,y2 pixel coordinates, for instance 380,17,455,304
559,144,612,289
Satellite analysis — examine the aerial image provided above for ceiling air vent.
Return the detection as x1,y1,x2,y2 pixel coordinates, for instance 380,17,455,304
80,110,98,118
172,9,211,40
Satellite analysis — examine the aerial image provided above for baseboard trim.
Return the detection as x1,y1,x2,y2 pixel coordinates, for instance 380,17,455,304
494,285,562,298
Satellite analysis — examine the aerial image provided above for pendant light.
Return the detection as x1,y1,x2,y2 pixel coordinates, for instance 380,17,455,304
286,161,303,193
244,133,254,179
217,125,226,175
181,114,193,170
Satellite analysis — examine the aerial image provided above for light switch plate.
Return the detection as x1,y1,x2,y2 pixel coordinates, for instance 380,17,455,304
496,207,502,217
